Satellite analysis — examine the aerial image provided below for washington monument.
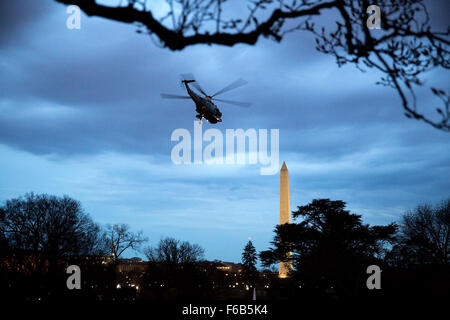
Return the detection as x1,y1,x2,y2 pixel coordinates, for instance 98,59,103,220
279,161,292,278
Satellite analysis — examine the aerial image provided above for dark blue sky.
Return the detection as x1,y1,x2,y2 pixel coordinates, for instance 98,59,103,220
1,0,449,262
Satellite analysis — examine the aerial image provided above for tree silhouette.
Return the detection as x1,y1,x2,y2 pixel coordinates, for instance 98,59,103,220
0,193,109,300
242,240,258,286
260,199,397,298
54,0,449,130
143,237,207,299
0,193,107,273
106,223,147,262
387,198,449,266
145,237,204,265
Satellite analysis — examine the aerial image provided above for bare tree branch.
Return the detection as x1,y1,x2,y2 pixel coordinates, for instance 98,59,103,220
106,223,147,262
54,0,449,130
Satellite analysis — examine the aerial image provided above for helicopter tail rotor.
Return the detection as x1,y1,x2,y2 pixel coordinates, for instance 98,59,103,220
180,73,208,96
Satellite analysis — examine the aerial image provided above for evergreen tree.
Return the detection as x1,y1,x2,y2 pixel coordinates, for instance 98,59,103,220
260,199,397,298
242,240,258,285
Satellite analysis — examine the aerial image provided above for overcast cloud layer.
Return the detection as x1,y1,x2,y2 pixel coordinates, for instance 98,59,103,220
1,0,449,262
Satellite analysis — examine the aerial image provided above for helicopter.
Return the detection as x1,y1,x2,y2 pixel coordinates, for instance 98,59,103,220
160,73,251,124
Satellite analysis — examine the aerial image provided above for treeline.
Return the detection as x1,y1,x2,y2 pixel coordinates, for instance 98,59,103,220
0,193,241,301
0,193,147,301
0,193,449,302
259,198,450,303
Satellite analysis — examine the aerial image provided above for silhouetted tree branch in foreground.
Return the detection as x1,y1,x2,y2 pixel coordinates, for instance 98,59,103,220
54,0,449,130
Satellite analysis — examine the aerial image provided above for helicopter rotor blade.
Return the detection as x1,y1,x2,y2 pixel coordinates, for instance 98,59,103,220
192,82,208,96
212,98,251,108
181,73,208,96
160,93,191,99
211,78,248,98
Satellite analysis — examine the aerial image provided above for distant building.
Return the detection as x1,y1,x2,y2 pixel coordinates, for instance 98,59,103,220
116,257,146,273
215,261,243,273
